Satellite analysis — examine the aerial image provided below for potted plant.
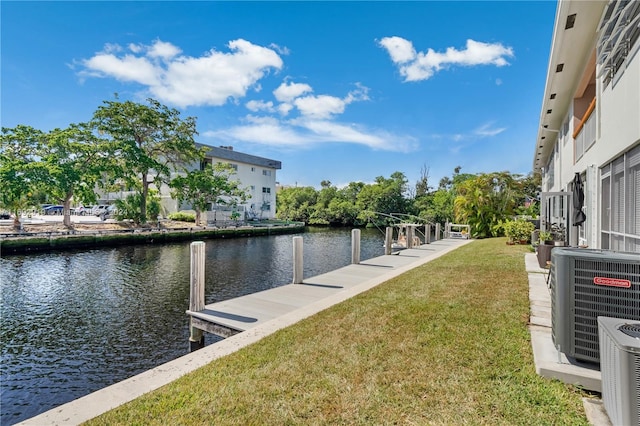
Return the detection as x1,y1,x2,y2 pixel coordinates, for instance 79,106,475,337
539,231,552,244
536,230,554,268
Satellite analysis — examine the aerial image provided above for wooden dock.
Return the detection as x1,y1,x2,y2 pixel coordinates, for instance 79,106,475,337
187,238,472,339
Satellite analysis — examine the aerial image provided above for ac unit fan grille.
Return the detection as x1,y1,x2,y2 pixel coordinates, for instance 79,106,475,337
572,258,640,363
620,323,640,338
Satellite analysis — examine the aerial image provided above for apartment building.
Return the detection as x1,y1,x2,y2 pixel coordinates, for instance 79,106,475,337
198,145,282,220
533,0,639,252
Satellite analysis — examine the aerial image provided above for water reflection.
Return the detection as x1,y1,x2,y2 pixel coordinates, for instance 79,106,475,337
0,227,384,424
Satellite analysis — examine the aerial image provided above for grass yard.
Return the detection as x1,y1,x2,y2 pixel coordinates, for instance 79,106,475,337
86,238,589,425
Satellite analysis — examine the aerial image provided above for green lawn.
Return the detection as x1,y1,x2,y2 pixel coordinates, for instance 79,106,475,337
86,238,589,425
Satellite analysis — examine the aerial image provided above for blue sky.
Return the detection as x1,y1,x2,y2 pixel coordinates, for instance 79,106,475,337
1,1,556,189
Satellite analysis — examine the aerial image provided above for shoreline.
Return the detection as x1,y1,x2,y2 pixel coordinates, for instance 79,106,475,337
0,219,306,255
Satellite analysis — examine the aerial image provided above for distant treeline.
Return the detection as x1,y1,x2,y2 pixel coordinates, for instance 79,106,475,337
276,168,540,238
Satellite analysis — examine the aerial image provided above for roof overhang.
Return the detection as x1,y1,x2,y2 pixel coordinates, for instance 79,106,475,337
533,0,607,173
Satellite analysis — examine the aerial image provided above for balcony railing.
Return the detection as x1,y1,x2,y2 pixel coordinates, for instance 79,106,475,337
574,98,596,162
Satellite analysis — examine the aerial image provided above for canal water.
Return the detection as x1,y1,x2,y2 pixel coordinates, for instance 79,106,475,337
0,227,385,425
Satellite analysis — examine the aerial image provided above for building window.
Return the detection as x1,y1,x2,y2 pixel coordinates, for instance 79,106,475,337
263,170,271,176
597,1,640,89
262,187,271,194
227,163,238,171
600,144,640,251
251,167,256,172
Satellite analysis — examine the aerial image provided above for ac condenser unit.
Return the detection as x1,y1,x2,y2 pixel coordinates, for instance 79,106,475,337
550,248,640,363
598,316,640,426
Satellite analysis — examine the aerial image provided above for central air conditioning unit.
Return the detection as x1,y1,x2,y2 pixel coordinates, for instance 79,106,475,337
550,248,640,363
598,316,640,426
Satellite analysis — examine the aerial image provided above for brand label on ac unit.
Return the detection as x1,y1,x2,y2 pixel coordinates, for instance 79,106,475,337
593,277,632,288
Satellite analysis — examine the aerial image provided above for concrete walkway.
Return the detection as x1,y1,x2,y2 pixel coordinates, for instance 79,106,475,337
525,253,612,426
19,238,472,425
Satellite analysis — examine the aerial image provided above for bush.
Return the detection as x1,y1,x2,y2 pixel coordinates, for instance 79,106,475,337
168,212,196,222
114,192,161,224
503,219,535,243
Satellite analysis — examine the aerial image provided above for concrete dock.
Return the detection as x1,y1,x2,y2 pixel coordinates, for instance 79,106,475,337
19,242,613,425
19,238,472,425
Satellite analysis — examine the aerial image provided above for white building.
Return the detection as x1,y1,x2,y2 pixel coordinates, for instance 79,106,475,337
533,0,639,252
105,145,282,221
198,145,282,220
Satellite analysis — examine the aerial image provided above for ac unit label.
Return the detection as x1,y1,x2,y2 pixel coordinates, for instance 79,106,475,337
593,277,632,288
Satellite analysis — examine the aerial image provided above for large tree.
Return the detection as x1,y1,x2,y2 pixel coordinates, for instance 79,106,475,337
275,186,318,223
170,163,248,226
454,171,522,238
0,126,43,228
92,98,201,223
36,123,110,227
356,172,410,224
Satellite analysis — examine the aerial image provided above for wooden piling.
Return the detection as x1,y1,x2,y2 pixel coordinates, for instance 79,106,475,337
351,229,361,264
435,223,441,241
384,227,393,255
293,236,303,284
407,225,415,249
425,224,431,244
189,241,206,351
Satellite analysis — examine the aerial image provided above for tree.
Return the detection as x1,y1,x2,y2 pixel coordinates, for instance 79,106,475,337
357,172,410,225
275,186,318,222
415,164,432,198
36,123,110,227
92,98,201,223
0,126,43,228
454,171,521,238
170,163,248,226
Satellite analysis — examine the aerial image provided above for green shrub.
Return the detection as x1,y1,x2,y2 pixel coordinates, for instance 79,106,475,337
168,212,196,222
114,191,161,224
503,219,535,243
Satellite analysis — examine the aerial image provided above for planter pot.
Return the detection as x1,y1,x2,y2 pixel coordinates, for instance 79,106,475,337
537,243,554,268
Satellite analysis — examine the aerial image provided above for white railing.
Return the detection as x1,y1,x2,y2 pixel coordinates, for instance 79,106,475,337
575,110,596,162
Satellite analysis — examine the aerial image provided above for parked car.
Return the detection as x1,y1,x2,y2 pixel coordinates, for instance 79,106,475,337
0,212,10,219
100,205,118,220
72,206,87,215
43,205,64,215
92,205,109,216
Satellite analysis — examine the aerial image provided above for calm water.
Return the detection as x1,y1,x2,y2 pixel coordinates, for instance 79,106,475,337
0,227,385,425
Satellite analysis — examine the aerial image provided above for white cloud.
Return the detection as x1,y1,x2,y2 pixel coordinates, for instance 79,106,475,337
214,80,392,150
378,37,514,82
287,83,369,119
474,122,506,137
273,81,313,102
78,39,283,107
377,36,416,63
81,53,161,85
204,115,416,152
246,100,275,112
147,40,182,59
294,95,346,119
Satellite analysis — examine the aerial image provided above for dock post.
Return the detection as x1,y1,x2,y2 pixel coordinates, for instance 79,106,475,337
435,223,441,241
407,225,415,249
384,226,393,255
425,224,431,244
293,236,303,284
351,229,361,264
189,241,205,352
